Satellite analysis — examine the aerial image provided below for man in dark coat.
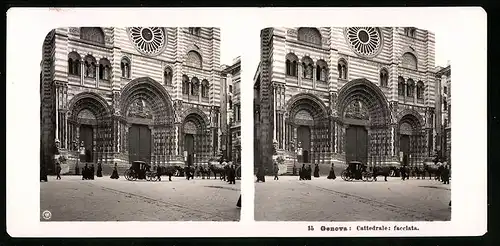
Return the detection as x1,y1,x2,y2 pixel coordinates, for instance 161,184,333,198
83,164,89,180
56,163,62,180
230,164,236,184
307,165,312,180
90,164,95,180
96,163,103,177
185,165,191,180
156,165,162,181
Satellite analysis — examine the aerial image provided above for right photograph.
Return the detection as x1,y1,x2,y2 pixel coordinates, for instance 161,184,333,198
254,27,451,221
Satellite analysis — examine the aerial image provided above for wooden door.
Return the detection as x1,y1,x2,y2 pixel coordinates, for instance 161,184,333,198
345,125,368,164
128,124,151,163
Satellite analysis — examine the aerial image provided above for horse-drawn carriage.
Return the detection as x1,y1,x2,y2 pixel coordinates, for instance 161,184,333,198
124,161,158,181
341,161,374,182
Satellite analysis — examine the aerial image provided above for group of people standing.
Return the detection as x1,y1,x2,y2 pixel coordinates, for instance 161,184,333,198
81,163,103,180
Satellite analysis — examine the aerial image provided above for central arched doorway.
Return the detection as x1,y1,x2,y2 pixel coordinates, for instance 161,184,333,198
337,78,392,167
120,77,176,166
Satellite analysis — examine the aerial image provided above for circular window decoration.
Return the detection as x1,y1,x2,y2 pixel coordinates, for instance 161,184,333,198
127,27,166,56
344,27,383,58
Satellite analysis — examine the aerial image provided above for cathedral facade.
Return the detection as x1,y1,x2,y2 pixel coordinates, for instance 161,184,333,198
254,27,440,174
40,27,224,175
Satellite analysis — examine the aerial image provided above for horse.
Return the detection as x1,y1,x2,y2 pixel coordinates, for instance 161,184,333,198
410,166,426,179
155,165,183,181
209,164,227,180
423,163,442,180
371,166,391,182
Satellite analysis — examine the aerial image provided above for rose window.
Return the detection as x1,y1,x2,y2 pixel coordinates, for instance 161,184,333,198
128,27,166,56
345,27,383,58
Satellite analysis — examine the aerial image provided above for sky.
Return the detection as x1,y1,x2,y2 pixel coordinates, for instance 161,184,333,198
220,26,453,72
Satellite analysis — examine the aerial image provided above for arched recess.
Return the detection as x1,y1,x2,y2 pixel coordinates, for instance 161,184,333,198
186,50,202,69
181,111,211,166
284,93,330,164
120,77,177,165
337,78,392,166
80,27,105,44
397,110,426,167
402,52,418,70
297,27,322,45
67,92,112,163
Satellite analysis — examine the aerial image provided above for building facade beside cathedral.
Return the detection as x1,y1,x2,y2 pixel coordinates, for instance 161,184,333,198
254,27,442,174
40,27,225,175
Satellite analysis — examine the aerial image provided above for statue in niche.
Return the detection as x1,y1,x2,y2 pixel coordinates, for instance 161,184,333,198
344,99,369,120
306,65,313,79
127,99,152,119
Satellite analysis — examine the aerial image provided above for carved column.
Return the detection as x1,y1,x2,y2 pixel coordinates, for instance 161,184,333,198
298,64,303,87
96,65,100,88
80,61,84,85
175,122,181,156
273,84,277,142
312,66,317,89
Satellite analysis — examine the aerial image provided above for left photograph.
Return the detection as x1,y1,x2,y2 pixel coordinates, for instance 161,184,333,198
39,27,241,221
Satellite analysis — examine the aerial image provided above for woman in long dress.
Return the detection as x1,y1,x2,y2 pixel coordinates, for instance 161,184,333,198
110,163,119,179
96,163,103,177
313,164,320,178
327,164,336,180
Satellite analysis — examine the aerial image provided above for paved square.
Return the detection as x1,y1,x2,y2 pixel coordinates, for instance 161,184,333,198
40,175,240,221
255,176,450,221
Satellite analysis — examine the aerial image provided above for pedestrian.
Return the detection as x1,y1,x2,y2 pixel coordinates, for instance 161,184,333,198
327,164,336,180
90,164,95,180
110,163,119,179
300,164,306,180
442,165,450,184
56,163,62,180
83,164,89,180
156,165,162,181
273,162,279,180
314,163,320,178
184,165,190,180
230,164,236,184
307,165,312,180
96,163,103,177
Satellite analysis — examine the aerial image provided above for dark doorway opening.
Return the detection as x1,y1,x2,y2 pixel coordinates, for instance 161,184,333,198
345,125,368,165
128,124,152,163
80,124,94,162
185,134,194,166
297,125,311,163
400,134,410,165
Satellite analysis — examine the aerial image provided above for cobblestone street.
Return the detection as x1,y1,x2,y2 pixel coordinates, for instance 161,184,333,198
255,175,450,221
40,175,240,221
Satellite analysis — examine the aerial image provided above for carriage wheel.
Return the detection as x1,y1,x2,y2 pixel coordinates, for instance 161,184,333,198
124,170,132,181
341,170,349,181
363,172,374,182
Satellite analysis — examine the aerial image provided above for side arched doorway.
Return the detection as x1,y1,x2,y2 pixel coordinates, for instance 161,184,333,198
285,93,330,165
120,77,176,166
181,112,210,166
68,92,112,165
398,112,425,167
337,78,392,167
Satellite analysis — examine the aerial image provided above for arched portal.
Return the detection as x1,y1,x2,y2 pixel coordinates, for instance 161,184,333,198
120,77,176,165
67,92,112,164
337,78,392,167
397,110,425,167
285,93,329,165
181,111,210,166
